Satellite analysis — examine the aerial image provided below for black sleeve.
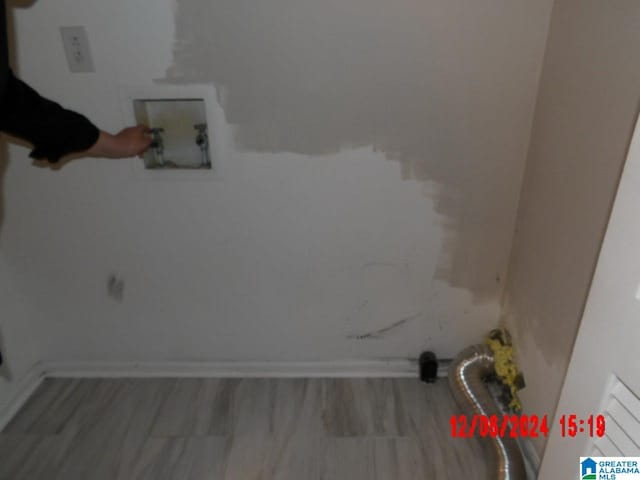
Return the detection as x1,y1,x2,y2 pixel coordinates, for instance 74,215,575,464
1,0,8,105
0,70,100,163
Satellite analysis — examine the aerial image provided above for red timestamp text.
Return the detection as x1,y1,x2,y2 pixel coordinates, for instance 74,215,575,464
450,414,550,438
558,414,605,438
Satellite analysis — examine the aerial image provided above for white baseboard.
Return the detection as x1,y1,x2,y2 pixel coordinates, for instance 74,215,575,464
42,359,450,379
42,359,432,378
0,363,45,431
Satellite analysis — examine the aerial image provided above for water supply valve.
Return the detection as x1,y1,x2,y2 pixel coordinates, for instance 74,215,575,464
149,127,165,166
194,123,210,167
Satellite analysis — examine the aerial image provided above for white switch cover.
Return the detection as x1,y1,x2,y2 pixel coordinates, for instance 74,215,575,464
60,26,95,73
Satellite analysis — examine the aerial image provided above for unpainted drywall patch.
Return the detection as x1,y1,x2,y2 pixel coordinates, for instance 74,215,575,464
164,0,538,302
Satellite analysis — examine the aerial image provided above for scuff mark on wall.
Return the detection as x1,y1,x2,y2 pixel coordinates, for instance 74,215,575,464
348,312,422,340
164,0,552,302
107,274,125,302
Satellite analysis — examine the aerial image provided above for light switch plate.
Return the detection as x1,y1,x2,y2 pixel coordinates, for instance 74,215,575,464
60,26,95,73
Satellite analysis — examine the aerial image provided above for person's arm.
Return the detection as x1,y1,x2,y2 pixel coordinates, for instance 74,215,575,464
0,70,151,163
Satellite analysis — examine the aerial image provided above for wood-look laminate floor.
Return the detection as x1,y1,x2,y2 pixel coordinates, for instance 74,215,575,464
1,378,487,480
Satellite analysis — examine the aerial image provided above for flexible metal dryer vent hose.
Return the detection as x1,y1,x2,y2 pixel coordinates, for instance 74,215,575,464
448,344,527,480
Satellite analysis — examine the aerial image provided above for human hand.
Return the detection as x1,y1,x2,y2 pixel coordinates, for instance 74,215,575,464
110,125,153,158
86,125,153,159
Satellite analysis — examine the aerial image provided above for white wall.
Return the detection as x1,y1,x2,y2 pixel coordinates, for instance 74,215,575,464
502,0,640,456
0,139,42,423
2,0,552,367
0,251,41,423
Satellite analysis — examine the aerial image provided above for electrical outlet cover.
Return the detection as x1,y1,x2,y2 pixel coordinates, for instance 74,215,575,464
60,26,95,73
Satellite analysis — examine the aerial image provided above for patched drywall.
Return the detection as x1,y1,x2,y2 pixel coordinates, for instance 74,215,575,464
1,0,552,366
165,0,554,301
502,0,640,456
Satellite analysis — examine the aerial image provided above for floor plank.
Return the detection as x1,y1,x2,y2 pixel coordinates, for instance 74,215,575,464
1,378,488,480
123,436,228,480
